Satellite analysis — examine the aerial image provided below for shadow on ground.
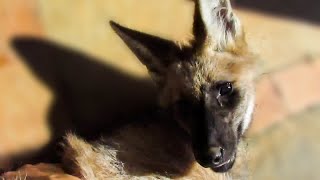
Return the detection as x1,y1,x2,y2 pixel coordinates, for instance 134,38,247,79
10,37,157,166
235,0,320,24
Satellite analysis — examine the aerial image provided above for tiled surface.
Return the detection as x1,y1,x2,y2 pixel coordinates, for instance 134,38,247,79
250,60,320,134
313,59,320,75
0,53,8,67
249,106,320,180
237,10,320,73
272,62,320,113
0,0,50,157
0,1,320,179
37,0,194,77
250,76,288,134
32,0,320,135
0,0,42,58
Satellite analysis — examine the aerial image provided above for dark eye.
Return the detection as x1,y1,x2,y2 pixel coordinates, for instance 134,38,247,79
219,82,233,96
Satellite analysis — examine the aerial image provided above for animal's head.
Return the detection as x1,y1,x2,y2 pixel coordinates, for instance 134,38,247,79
110,0,257,173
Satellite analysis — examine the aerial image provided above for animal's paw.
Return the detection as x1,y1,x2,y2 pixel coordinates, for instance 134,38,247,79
1,163,80,180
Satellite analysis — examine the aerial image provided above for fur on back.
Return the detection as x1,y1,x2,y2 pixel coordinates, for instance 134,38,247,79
62,117,248,180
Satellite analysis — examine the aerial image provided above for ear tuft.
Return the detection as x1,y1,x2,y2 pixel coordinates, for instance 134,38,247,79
194,0,244,51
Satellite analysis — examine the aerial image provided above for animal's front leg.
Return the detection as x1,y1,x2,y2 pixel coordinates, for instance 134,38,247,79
1,163,79,180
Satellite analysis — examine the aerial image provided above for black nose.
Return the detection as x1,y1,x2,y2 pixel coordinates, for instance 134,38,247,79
209,147,224,165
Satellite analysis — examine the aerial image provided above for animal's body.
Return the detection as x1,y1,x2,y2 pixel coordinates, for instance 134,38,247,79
63,110,248,179
63,112,222,179
4,0,258,179
61,0,257,179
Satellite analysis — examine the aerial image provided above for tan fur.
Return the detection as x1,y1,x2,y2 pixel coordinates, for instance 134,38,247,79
160,49,256,105
61,0,257,179
158,0,257,107
62,119,248,180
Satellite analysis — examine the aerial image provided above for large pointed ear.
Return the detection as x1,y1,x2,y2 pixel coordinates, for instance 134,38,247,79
193,0,246,52
110,21,182,79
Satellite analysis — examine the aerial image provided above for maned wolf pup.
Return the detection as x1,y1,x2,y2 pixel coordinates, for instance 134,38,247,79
63,0,257,179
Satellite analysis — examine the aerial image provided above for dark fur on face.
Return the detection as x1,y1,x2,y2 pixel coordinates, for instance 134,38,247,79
110,0,257,173
173,82,242,172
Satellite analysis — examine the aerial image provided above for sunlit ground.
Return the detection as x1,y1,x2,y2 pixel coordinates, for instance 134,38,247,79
0,0,320,179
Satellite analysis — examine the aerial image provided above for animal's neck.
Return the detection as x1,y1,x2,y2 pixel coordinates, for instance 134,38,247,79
62,101,235,179
104,104,183,135
98,107,195,178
